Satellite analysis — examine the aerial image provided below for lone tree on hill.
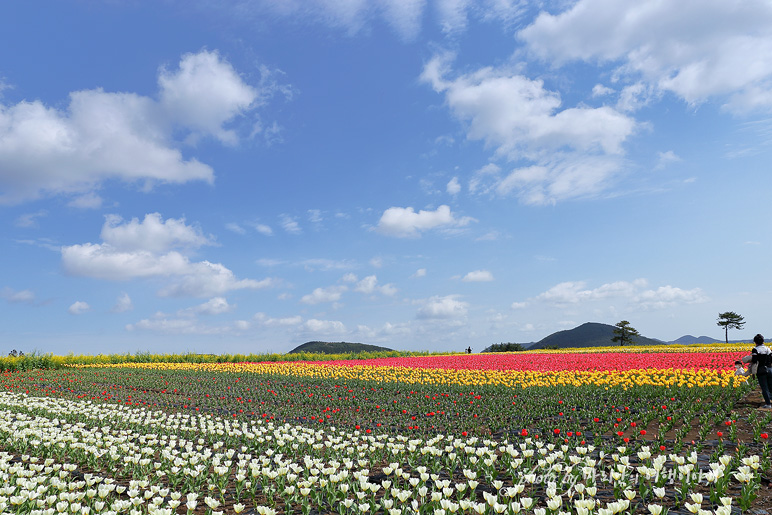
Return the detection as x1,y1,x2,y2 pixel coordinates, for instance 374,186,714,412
717,311,745,343
611,320,640,346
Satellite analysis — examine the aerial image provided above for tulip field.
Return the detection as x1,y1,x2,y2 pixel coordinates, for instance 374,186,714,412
1,344,771,515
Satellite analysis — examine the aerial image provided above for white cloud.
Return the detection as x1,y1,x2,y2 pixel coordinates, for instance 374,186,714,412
235,0,523,41
519,0,772,113
422,55,635,157
254,312,303,326
100,213,212,253
511,301,528,309
421,54,636,204
225,223,246,234
62,245,192,280
537,280,645,304
436,0,471,33
417,294,469,319
280,215,302,234
379,0,426,41
126,312,239,334
61,213,272,297
446,176,461,195
112,293,133,313
462,269,493,282
592,84,614,97
254,224,274,236
181,297,233,316
496,155,625,205
300,259,356,272
655,150,682,169
356,275,378,294
14,210,46,228
68,301,90,315
158,50,257,145
469,163,501,194
1,287,35,304
342,273,358,283
0,50,266,205
616,82,656,112
158,262,274,298
412,268,427,278
377,204,475,237
307,209,323,224
67,192,103,209
635,285,709,310
300,285,348,305
536,279,707,310
355,275,398,296
303,318,347,334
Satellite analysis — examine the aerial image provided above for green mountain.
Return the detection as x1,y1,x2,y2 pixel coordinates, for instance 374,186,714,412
527,322,665,350
287,341,394,354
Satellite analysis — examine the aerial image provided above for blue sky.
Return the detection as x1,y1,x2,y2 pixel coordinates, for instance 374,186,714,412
2,0,771,355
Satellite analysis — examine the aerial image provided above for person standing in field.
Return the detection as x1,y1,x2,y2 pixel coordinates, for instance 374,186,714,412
742,334,772,409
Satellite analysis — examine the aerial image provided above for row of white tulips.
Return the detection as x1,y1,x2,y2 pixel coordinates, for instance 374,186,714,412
0,391,761,514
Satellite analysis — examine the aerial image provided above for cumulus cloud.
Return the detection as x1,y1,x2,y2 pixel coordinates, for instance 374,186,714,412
377,204,475,237
158,50,257,145
412,268,427,278
112,292,133,313
157,262,274,298
100,213,212,253
421,54,636,204
417,294,469,319
254,312,303,326
592,84,614,97
446,177,461,195
303,318,347,334
300,285,348,305
180,297,234,316
462,270,493,282
355,275,398,296
635,285,709,310
68,301,90,315
61,213,272,297
519,0,772,113
0,50,265,205
535,279,707,310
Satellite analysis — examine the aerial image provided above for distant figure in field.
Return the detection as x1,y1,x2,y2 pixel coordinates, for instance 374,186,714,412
466,346,472,354
741,334,772,409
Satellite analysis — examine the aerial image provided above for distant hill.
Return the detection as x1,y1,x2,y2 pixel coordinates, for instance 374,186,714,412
287,341,394,354
485,324,753,352
670,335,722,345
527,322,665,350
